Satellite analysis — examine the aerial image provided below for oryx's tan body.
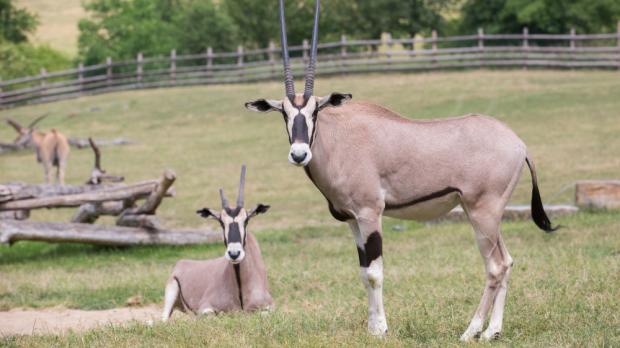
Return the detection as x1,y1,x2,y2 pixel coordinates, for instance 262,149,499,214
7,116,70,185
163,232,273,316
307,102,526,222
32,129,70,185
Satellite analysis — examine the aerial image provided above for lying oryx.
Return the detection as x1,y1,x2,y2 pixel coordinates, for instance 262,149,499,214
7,115,70,185
244,0,557,340
162,166,273,320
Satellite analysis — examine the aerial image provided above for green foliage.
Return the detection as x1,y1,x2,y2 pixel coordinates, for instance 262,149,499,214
0,0,38,44
78,0,237,65
0,40,71,80
460,0,620,34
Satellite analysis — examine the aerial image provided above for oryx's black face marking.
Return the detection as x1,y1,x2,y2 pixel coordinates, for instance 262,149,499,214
356,231,382,268
244,93,352,168
197,203,270,264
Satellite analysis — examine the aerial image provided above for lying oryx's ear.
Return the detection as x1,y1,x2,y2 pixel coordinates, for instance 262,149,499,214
196,208,221,220
318,92,352,110
245,99,283,112
248,203,270,218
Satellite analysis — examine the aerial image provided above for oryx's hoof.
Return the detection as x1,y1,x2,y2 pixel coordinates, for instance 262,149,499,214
459,329,482,342
481,329,501,341
368,317,388,337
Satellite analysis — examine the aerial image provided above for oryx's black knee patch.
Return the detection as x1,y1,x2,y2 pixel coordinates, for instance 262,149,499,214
365,232,382,263
357,232,382,267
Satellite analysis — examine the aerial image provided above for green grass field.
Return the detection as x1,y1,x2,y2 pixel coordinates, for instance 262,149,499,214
1,70,619,346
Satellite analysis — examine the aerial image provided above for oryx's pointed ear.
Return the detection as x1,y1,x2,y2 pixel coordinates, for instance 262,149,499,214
245,99,283,112
318,93,352,110
197,208,221,220
248,203,270,218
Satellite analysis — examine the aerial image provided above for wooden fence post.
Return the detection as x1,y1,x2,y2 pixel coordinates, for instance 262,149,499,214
384,32,392,62
302,39,309,63
431,30,438,63
206,47,213,76
237,45,244,67
570,28,576,50
522,27,529,70
268,41,275,63
268,41,276,77
136,52,143,84
340,34,347,57
39,68,47,96
106,57,112,86
170,49,177,83
478,28,485,67
617,20,620,70
78,63,84,92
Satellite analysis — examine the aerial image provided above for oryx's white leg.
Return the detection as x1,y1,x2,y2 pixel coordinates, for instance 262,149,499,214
43,161,53,184
349,211,387,336
162,279,180,322
482,235,513,340
460,202,513,342
58,160,67,186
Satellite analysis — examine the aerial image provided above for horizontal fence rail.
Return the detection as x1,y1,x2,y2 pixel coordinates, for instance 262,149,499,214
1,24,619,109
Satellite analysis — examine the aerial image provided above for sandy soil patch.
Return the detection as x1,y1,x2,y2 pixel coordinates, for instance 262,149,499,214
0,305,161,336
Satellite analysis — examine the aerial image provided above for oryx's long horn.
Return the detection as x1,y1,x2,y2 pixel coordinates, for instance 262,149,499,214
279,0,295,100
27,113,50,129
236,165,246,207
6,118,23,132
219,188,229,209
303,0,320,100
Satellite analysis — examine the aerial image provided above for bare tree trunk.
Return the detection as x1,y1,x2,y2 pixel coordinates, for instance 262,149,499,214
0,220,221,246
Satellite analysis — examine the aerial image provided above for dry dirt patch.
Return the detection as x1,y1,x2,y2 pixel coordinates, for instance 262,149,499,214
0,305,161,336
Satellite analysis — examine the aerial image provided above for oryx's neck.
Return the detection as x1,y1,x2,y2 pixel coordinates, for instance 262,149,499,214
233,232,269,302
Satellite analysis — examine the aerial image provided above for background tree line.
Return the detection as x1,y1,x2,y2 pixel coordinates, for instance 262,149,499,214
2,0,620,77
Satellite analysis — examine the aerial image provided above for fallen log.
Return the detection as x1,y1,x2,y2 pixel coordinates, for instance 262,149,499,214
0,181,174,211
71,201,127,223
0,182,160,202
0,220,222,246
68,137,132,148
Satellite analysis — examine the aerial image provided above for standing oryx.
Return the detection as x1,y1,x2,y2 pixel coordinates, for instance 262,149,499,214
244,0,557,340
7,115,70,185
162,165,273,320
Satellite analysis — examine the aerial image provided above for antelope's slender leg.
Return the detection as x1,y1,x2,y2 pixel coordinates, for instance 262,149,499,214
58,160,67,186
349,211,387,336
162,279,179,322
482,235,513,340
460,205,512,341
43,161,53,184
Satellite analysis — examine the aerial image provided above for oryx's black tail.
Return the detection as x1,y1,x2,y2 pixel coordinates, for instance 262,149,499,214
526,156,559,233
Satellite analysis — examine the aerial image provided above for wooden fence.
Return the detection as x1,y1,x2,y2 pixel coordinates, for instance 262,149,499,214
1,23,619,109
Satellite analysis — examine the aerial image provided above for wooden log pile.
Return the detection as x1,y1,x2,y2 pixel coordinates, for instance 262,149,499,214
0,171,220,246
0,141,219,246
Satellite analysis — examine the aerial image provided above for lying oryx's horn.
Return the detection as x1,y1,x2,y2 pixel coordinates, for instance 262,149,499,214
279,0,295,100
236,165,246,207
27,113,50,129
219,188,229,209
303,0,320,100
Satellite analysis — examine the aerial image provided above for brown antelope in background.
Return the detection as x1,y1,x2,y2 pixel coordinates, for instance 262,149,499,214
162,165,273,320
7,115,70,185
245,0,557,340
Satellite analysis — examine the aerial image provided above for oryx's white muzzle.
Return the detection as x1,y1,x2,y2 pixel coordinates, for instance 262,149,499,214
225,242,245,264
289,143,312,166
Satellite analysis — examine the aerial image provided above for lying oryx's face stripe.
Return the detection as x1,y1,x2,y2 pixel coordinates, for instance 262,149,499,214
220,207,249,264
